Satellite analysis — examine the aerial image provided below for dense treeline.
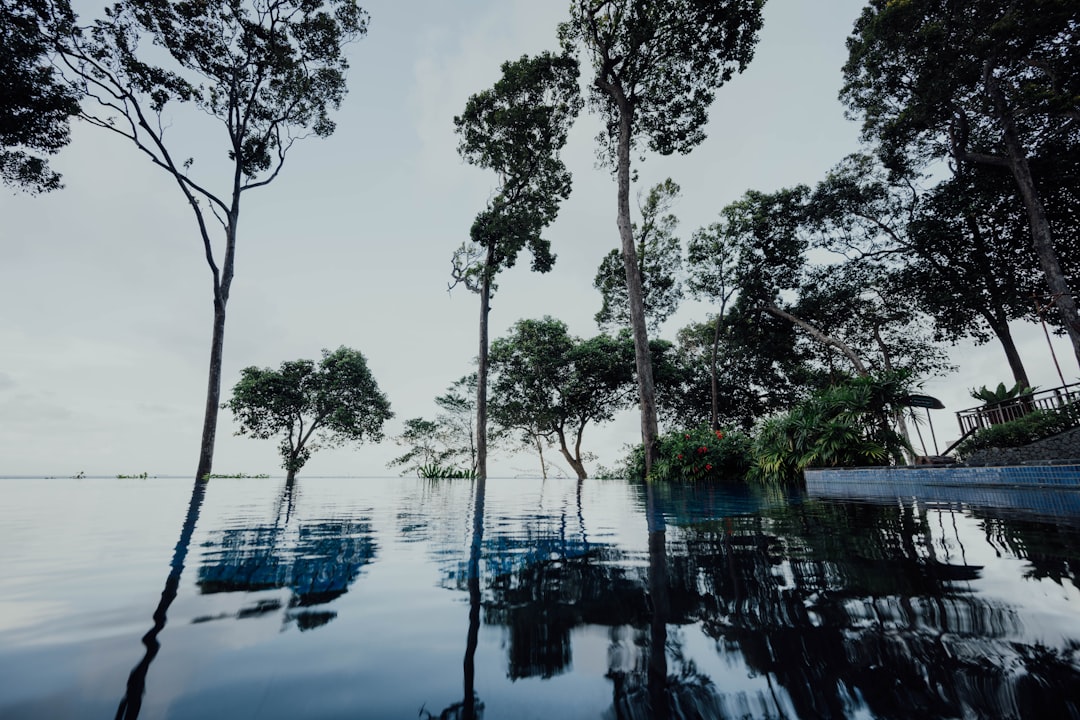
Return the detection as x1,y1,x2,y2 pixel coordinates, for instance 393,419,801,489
4,1,1077,481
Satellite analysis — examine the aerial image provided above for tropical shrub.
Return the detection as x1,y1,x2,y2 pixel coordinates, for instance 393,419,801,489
415,463,478,480
628,426,753,482
748,372,913,485
969,381,1035,406
954,403,1080,460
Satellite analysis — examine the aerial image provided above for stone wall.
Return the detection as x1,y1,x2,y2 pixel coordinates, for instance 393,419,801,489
964,426,1080,466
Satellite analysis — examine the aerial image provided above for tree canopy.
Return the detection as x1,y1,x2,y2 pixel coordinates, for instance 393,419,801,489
489,317,635,480
451,51,582,481
841,0,1080,368
226,347,392,482
559,0,765,474
594,178,684,334
0,0,80,193
52,0,368,479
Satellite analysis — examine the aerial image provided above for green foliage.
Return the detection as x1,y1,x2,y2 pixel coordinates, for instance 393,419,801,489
840,0,1080,361
803,152,1045,386
559,0,765,162
594,179,684,333
201,473,271,479
841,0,1079,173
225,346,392,479
748,372,914,485
488,317,636,479
451,52,582,288
647,426,753,483
970,382,1036,406
954,405,1080,460
388,375,486,476
0,0,80,193
414,464,478,481
70,0,368,179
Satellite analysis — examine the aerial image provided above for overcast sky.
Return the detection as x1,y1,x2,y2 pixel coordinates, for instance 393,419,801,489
1,0,1075,478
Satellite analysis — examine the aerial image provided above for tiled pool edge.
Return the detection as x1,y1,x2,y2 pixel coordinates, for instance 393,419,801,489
805,464,1080,519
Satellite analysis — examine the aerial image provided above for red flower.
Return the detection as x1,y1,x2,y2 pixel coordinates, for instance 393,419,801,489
698,446,708,454
677,453,683,460
706,463,713,471
715,430,724,440
684,434,691,439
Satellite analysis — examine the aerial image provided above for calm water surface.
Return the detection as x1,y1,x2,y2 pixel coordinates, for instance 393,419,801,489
1,476,1079,719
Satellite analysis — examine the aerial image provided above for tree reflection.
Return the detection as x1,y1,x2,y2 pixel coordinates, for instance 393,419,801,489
424,477,486,720
407,477,1080,719
115,480,208,720
195,482,377,629
679,498,1080,719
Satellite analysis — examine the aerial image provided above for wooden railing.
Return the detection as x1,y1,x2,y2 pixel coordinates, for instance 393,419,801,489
955,382,1080,434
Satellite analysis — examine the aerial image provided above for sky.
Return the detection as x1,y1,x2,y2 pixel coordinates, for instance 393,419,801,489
1,0,1076,478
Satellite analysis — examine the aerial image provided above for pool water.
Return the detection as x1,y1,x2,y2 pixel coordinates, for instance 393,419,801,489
1,476,1078,719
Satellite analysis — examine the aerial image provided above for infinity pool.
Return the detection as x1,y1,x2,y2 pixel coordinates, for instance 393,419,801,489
2,475,1078,719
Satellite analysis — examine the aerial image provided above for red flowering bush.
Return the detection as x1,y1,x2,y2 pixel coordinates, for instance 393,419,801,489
649,425,751,482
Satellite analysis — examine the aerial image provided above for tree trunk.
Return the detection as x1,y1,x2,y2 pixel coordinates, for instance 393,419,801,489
475,250,493,481
556,428,587,480
615,94,659,474
535,434,548,480
984,70,1080,370
195,201,237,482
195,295,227,481
986,314,1030,389
710,314,723,430
764,303,869,376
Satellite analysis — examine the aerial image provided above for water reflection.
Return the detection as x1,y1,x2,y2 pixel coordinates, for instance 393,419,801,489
21,476,1074,719
115,480,208,720
194,483,377,630
424,481,1080,719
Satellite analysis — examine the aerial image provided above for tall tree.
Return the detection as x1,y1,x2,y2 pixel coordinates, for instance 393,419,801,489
664,306,811,432
715,186,874,375
388,374,486,476
841,0,1080,368
0,0,80,193
225,347,392,482
594,178,684,334
488,317,635,480
560,0,765,474
805,153,1061,388
450,52,581,481
686,220,739,429
52,0,368,480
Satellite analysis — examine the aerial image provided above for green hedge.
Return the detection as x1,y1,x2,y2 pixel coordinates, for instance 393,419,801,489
627,425,753,482
954,403,1080,460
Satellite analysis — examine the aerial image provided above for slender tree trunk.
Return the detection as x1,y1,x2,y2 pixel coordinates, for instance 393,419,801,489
535,435,548,480
555,428,587,480
986,314,1030,388
614,95,659,474
764,303,868,376
195,207,237,481
196,295,227,481
710,315,723,430
475,250,493,481
983,70,1080,370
